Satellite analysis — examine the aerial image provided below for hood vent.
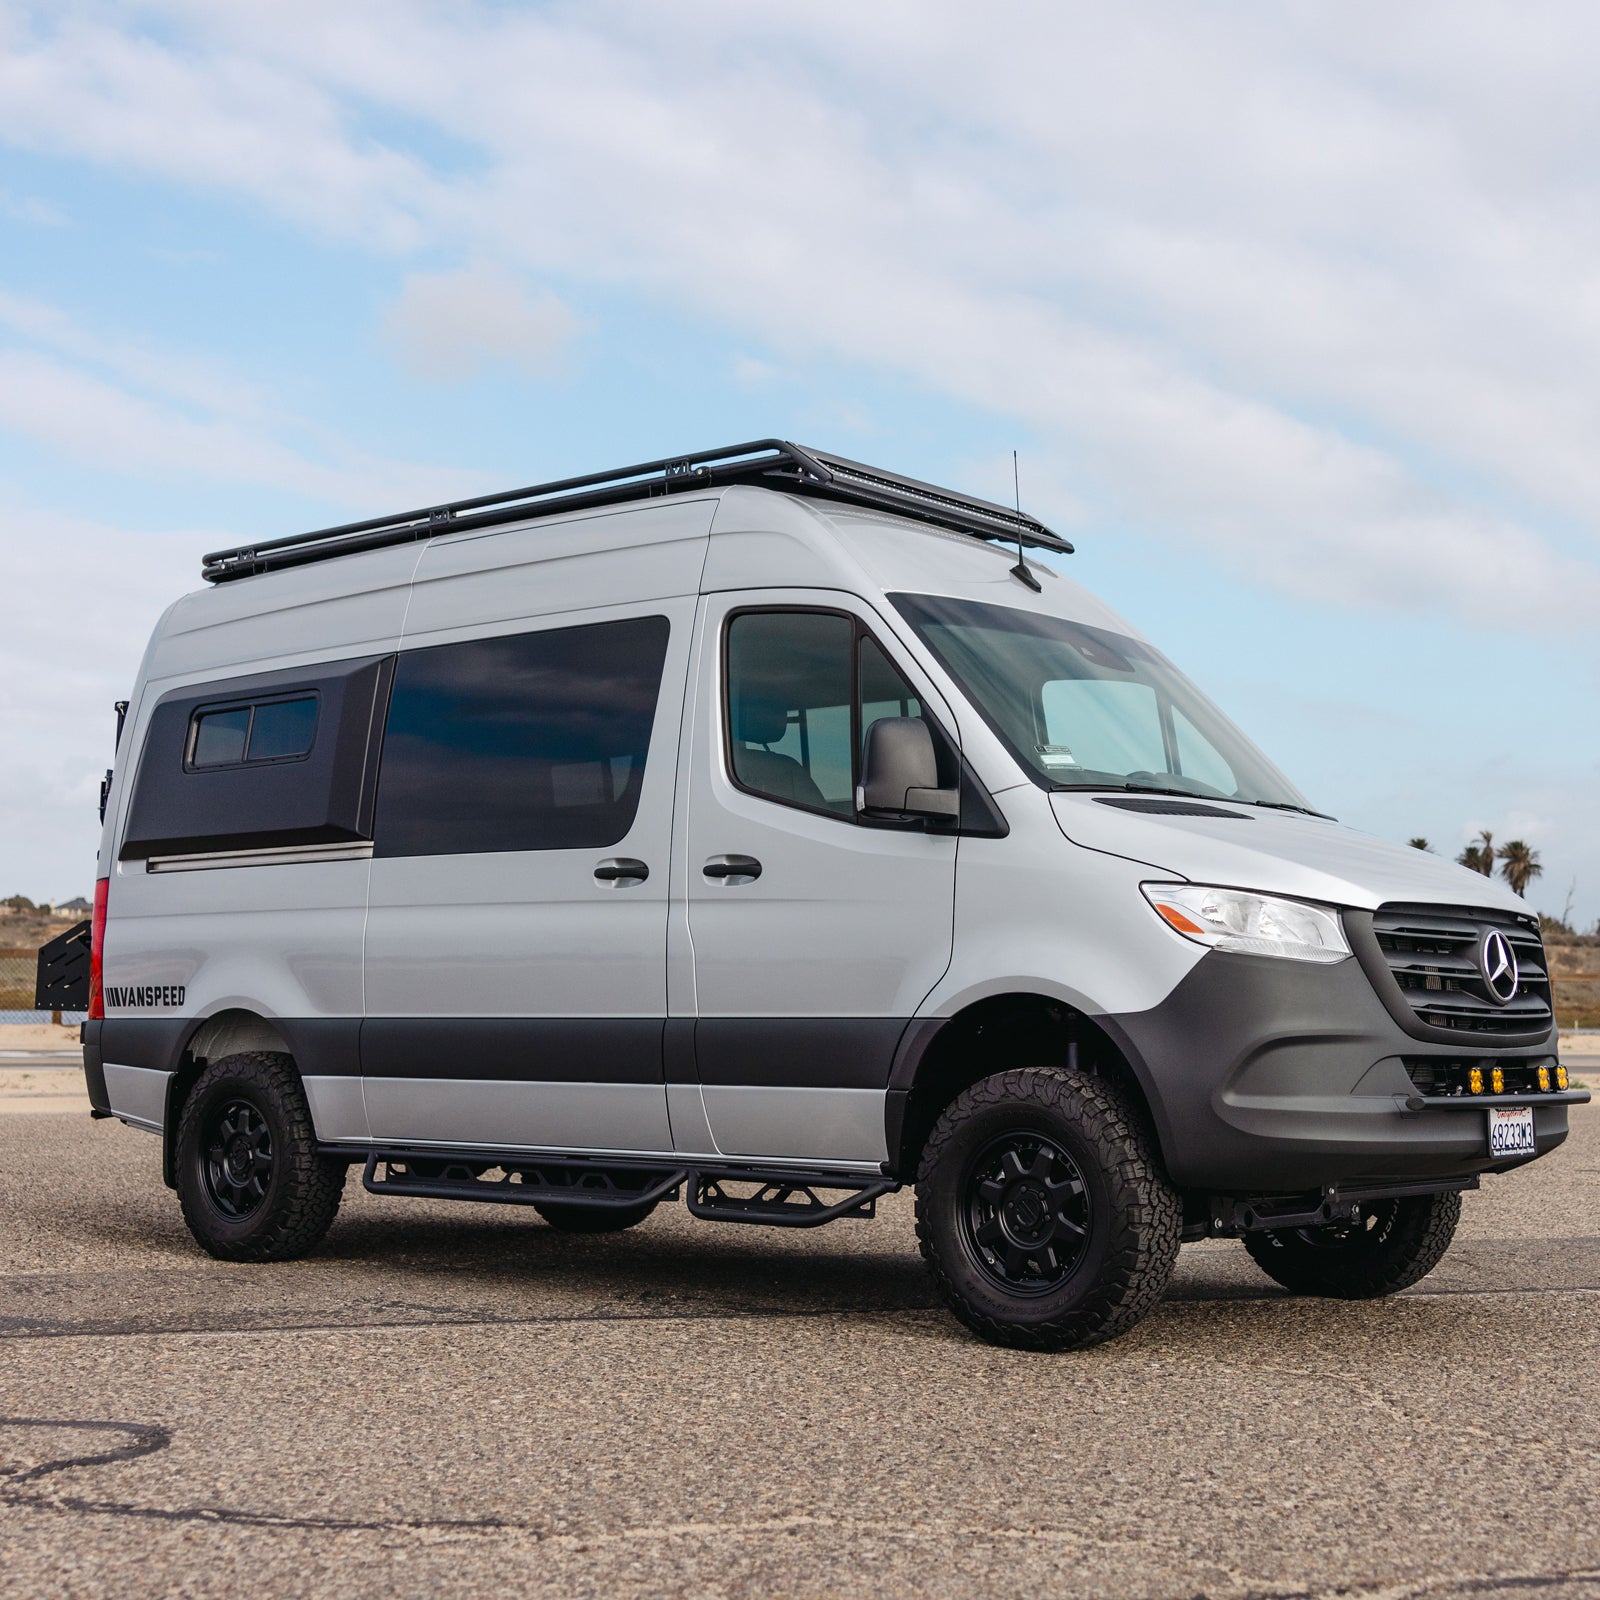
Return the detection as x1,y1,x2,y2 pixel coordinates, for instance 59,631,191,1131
1093,797,1251,819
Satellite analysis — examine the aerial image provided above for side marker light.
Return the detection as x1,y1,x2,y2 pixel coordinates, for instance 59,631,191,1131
1154,902,1206,936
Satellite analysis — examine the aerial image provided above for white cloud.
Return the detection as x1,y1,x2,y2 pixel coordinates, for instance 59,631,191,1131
382,264,581,384
5,0,1598,633
0,186,63,224
5,0,1600,908
0,287,487,510
0,496,196,901
0,346,479,509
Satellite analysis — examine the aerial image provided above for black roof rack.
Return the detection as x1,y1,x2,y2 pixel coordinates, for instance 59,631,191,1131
200,439,1072,583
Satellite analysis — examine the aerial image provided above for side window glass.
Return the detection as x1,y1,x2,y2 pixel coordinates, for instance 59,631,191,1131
188,696,319,769
374,615,669,857
248,697,317,761
191,707,250,767
859,636,923,759
726,612,854,816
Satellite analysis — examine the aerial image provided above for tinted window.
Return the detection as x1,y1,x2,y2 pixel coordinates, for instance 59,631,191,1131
859,636,922,759
191,707,250,767
725,612,938,819
248,696,318,760
374,616,669,857
188,695,319,769
726,611,854,815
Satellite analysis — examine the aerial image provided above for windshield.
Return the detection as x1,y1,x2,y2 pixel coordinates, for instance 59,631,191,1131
890,594,1316,811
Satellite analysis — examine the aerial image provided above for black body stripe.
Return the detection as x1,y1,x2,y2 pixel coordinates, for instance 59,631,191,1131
94,1016,911,1090
692,1018,909,1090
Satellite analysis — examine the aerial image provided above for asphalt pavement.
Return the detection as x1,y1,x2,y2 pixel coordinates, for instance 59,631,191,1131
1,1076,1597,1599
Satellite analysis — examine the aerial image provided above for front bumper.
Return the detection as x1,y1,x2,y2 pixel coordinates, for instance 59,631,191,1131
1096,951,1586,1193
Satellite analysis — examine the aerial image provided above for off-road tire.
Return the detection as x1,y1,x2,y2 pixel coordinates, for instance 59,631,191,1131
532,1199,660,1233
175,1052,345,1262
915,1066,1181,1351
1243,1190,1460,1298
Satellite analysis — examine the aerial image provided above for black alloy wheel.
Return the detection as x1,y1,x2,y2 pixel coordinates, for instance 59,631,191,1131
915,1065,1181,1350
962,1132,1092,1295
175,1052,346,1262
202,1098,274,1219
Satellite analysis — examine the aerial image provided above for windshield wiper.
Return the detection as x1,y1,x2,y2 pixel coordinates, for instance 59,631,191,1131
1051,780,1215,801
1243,799,1337,820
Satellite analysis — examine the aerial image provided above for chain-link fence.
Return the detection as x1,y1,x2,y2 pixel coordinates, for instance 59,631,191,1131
0,952,85,1025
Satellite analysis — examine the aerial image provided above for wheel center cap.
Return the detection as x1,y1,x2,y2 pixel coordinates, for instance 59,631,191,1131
1004,1181,1050,1241
226,1136,253,1181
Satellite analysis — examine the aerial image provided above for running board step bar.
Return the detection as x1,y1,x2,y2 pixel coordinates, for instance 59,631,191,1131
359,1146,899,1229
362,1149,685,1211
686,1171,897,1227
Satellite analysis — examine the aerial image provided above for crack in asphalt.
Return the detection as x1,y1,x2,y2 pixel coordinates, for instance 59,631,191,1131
3,1417,1596,1597
0,1275,1596,1344
0,1299,944,1342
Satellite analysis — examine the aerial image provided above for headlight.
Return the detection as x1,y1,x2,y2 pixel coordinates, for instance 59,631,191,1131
1141,883,1350,964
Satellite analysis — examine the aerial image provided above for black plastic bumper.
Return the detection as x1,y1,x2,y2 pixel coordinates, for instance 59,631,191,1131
80,1018,111,1115
1096,952,1582,1193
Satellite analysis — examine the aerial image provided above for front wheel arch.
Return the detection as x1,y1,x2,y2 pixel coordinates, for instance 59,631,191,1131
889,994,1166,1182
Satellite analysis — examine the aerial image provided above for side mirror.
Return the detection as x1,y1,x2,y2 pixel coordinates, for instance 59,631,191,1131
858,718,960,821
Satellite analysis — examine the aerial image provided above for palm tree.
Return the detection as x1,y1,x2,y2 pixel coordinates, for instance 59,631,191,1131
1408,838,1432,852
1458,831,1496,877
1499,840,1543,897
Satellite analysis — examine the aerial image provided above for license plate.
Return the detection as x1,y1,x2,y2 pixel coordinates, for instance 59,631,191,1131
1488,1105,1536,1158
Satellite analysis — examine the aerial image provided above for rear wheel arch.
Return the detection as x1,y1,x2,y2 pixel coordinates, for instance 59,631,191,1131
162,1011,294,1188
889,993,1167,1182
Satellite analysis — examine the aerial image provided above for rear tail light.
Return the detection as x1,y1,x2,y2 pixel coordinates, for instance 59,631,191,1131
88,877,109,1020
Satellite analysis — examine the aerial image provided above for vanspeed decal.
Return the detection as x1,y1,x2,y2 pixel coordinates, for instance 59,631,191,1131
104,985,186,1009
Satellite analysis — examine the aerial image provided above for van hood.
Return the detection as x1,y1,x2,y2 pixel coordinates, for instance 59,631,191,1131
1049,793,1528,916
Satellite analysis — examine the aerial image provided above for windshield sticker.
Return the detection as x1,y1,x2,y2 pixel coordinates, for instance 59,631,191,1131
1037,744,1079,767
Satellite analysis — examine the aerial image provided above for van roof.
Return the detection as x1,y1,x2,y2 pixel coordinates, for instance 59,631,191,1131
200,439,1072,585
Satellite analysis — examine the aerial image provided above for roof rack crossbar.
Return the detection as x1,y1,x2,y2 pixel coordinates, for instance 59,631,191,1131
200,439,1071,583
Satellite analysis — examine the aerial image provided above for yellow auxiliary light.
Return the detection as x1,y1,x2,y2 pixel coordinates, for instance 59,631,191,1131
1491,1067,1505,1095
1537,1066,1551,1092
1468,1067,1484,1095
1556,1066,1569,1091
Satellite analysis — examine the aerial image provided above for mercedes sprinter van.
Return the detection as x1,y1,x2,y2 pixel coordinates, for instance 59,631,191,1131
77,441,1584,1349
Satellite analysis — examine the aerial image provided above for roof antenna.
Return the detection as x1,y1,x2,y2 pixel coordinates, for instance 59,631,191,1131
1010,449,1041,592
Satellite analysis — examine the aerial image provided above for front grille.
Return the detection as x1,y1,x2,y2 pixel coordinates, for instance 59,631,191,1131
1403,1056,1561,1098
1370,903,1552,1039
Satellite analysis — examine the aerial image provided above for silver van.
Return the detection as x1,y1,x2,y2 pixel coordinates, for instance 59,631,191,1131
78,441,1584,1349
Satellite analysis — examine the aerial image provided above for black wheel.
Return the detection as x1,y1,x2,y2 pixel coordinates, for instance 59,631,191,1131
175,1052,345,1262
532,1199,660,1234
1243,1191,1460,1298
915,1066,1181,1351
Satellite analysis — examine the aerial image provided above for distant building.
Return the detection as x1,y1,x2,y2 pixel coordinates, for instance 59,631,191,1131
55,896,93,915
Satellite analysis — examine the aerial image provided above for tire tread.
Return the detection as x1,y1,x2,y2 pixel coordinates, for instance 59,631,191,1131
914,1066,1181,1351
175,1052,345,1263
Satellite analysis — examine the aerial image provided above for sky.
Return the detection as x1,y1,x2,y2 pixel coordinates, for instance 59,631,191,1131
0,0,1596,925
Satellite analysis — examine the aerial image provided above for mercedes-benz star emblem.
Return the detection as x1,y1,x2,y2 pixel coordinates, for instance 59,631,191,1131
1478,928,1520,1005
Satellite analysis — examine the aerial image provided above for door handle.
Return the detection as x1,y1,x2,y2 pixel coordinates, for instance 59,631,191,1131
594,857,649,886
702,854,762,883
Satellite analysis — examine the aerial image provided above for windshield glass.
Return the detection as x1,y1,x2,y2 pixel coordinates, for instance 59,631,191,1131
890,593,1315,810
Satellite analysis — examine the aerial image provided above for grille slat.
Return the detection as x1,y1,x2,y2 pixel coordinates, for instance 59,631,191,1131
1370,902,1553,1040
